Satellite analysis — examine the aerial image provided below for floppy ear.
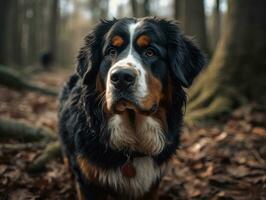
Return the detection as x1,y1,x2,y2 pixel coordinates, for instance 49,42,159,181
164,20,206,87
76,19,117,85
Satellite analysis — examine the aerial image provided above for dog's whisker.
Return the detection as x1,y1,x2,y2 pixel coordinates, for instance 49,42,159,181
96,91,106,106
98,93,106,107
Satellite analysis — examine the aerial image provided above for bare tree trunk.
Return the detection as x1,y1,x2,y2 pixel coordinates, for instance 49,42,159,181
174,0,180,19
174,0,185,23
11,0,24,66
28,0,38,65
187,0,266,122
0,1,12,65
210,0,221,51
131,0,150,17
89,0,109,23
131,0,138,17
143,0,150,16
49,0,60,62
99,0,109,19
183,0,208,53
37,0,49,55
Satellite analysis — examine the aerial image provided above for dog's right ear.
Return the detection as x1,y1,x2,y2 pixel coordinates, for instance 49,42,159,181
76,19,117,84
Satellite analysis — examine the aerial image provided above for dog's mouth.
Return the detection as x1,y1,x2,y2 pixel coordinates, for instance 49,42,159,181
113,98,136,113
111,96,158,115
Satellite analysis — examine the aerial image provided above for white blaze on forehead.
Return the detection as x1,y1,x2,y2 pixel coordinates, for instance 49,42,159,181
128,23,139,55
127,23,147,98
126,22,148,98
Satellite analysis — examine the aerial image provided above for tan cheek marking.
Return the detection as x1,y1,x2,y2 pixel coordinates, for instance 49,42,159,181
161,75,173,107
111,35,124,47
76,155,99,180
96,74,104,93
153,107,168,130
141,75,163,109
76,182,86,200
63,155,72,174
136,35,151,48
127,62,133,67
96,74,110,113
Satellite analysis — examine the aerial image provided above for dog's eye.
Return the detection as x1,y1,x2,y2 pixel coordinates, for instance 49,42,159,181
108,48,117,57
144,48,156,57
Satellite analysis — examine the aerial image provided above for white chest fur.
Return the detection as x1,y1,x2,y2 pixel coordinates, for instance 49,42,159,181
97,156,164,197
108,114,166,155
106,114,167,196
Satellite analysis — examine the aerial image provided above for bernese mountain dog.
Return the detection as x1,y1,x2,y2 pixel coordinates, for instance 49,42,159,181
59,17,205,200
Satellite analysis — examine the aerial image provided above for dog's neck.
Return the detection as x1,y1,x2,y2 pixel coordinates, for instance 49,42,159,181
79,88,183,169
107,109,166,156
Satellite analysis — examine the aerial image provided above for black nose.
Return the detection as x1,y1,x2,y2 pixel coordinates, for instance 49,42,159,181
110,68,136,90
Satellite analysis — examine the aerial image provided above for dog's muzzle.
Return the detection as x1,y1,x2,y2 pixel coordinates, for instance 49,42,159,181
108,66,138,113
106,62,156,115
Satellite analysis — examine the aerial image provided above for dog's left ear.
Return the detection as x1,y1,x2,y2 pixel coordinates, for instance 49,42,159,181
77,19,117,85
165,20,206,88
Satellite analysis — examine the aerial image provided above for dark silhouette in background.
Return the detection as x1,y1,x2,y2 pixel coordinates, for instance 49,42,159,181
40,52,54,69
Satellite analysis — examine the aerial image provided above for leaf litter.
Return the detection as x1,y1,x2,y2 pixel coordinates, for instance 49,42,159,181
0,69,265,200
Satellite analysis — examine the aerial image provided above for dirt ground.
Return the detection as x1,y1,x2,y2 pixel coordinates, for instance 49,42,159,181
0,69,266,200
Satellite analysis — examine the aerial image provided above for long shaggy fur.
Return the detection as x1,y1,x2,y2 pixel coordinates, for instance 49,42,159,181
59,17,205,199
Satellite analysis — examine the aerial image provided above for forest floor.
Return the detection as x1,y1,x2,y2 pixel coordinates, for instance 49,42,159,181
0,69,266,200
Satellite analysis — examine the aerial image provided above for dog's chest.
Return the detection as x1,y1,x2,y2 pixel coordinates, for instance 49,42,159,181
99,114,167,196
97,157,164,197
108,114,166,155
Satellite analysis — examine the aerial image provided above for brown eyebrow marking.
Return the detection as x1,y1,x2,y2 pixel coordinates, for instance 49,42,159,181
111,35,124,47
136,35,151,48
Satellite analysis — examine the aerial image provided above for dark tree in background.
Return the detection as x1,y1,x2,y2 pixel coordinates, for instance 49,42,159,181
174,0,186,24
131,0,138,17
0,1,12,65
49,0,60,62
12,0,24,66
131,0,150,17
187,0,266,122
209,0,221,51
88,0,109,23
174,0,208,53
27,0,38,64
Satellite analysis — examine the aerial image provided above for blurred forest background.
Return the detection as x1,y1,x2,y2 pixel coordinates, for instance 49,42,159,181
0,0,227,68
0,0,266,199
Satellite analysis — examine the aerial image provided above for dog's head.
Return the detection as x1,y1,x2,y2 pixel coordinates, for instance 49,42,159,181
77,17,205,115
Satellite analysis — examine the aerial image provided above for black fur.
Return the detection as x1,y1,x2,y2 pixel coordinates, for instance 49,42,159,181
151,18,205,87
59,17,205,199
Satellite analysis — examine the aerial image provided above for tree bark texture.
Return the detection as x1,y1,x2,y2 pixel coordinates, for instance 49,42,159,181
187,0,266,122
210,0,221,51
184,0,208,53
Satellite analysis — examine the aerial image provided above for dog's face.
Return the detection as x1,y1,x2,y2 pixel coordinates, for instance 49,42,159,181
78,17,205,116
100,19,169,114
75,17,205,156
